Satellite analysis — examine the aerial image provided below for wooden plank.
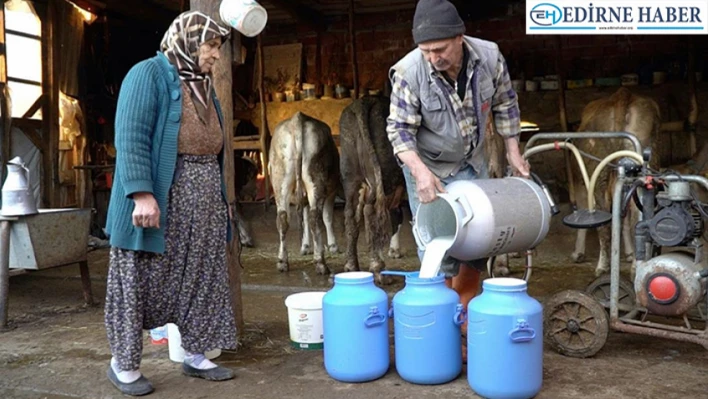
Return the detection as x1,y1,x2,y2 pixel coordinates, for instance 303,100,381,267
257,35,271,210
41,0,60,208
22,95,44,118
0,6,9,187
232,139,261,151
266,0,325,30
190,0,244,338
348,0,358,99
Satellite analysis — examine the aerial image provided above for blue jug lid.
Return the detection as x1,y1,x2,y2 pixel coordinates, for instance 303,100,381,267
483,277,527,292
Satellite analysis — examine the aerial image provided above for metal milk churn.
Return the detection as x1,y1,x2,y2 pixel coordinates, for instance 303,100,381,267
1,156,38,216
413,177,553,262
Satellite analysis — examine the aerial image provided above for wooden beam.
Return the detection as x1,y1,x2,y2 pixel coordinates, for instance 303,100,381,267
687,40,698,156
257,35,270,211
41,0,60,208
22,95,44,119
190,0,244,339
267,0,326,30
0,6,8,187
12,118,44,152
554,35,576,210
348,0,358,99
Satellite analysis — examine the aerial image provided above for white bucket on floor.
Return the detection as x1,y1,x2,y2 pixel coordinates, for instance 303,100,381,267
166,323,222,363
219,0,268,37
284,292,326,350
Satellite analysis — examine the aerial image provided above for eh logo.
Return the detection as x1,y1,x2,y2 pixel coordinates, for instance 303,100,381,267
530,3,563,26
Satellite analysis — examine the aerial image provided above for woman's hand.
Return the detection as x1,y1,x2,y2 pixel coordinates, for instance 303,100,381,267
132,192,160,228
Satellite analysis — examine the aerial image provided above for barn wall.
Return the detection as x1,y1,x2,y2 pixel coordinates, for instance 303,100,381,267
256,4,708,202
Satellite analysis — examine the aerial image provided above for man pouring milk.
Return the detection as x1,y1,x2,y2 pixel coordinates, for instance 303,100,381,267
386,0,529,362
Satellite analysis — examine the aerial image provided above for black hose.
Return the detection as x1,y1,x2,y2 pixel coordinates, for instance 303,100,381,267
622,179,644,217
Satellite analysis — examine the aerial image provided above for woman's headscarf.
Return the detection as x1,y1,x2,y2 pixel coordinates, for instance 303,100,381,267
160,11,230,123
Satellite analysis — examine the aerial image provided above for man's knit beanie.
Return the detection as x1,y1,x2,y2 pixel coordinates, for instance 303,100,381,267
412,0,466,45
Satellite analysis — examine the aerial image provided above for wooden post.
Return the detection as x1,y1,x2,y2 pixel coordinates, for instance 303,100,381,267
687,40,698,157
0,5,8,186
555,36,576,209
190,0,244,336
257,34,270,210
42,0,60,208
348,0,358,99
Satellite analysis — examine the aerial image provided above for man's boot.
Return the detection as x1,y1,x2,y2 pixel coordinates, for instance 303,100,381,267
448,264,482,364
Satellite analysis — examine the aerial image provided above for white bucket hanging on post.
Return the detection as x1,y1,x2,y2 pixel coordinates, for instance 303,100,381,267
220,0,268,37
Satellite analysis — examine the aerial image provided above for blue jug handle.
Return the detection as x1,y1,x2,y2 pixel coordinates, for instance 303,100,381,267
509,319,536,343
364,306,386,328
453,304,467,326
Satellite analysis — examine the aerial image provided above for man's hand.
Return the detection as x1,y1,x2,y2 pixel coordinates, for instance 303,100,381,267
132,192,160,228
505,137,530,178
398,150,446,204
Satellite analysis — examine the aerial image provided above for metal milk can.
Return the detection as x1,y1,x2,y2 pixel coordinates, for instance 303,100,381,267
1,156,38,216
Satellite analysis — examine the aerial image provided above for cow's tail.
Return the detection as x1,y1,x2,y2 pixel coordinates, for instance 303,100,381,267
356,101,391,248
293,112,305,211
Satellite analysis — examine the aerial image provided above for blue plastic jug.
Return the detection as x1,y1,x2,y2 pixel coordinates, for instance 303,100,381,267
467,278,543,399
387,271,465,385
322,271,390,382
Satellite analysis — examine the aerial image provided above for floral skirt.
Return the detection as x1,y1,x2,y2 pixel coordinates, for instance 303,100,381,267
104,154,237,371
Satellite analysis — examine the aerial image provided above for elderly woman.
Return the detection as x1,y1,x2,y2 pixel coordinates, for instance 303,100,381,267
103,11,238,396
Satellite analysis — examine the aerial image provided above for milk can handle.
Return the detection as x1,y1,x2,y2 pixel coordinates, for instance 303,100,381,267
453,304,467,326
456,195,474,226
364,306,386,327
509,319,536,343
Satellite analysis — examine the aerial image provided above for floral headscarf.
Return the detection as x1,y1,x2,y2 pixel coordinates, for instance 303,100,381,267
160,11,230,122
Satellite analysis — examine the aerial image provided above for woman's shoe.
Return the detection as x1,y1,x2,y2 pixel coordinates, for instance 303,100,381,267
107,366,154,396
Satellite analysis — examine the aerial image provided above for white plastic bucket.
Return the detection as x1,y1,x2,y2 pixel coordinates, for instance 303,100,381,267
166,323,222,363
219,0,268,37
284,291,326,350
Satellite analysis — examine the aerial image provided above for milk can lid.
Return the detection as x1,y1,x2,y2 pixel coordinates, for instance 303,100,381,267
483,277,527,292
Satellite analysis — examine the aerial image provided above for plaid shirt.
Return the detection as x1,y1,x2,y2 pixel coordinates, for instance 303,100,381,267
387,41,521,158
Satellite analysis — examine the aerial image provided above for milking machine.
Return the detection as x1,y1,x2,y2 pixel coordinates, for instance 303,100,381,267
522,132,708,357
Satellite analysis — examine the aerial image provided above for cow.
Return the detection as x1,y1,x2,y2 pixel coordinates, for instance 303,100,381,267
234,154,258,248
268,112,341,275
339,96,406,284
570,87,661,277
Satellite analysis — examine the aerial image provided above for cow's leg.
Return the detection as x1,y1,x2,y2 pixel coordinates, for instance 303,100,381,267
323,193,338,254
276,204,290,272
300,204,312,255
572,185,588,263
302,170,330,275
622,206,636,263
343,182,362,272
388,206,403,259
308,198,329,275
492,254,510,276
595,224,611,276
363,201,385,280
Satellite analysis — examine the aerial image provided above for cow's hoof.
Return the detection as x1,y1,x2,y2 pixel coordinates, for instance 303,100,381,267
277,260,289,272
369,261,385,276
493,265,510,277
594,266,608,277
327,244,339,254
509,252,522,259
344,261,359,272
300,244,312,256
388,248,402,259
624,253,634,263
315,262,330,276
375,272,392,286
240,237,254,248
571,252,585,263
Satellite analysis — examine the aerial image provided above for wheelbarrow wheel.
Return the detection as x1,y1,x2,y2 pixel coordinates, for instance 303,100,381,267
544,290,609,358
585,274,636,318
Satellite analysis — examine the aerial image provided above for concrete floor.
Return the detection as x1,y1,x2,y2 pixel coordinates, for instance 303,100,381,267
1,203,708,398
